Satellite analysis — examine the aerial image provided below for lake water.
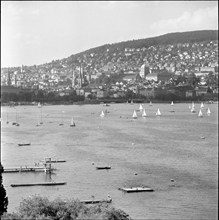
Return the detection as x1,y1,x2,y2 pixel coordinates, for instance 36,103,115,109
1,102,218,219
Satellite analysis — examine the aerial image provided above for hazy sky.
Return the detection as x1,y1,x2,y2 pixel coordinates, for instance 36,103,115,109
1,1,218,67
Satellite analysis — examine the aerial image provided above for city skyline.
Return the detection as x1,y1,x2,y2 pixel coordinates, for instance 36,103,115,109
1,1,218,68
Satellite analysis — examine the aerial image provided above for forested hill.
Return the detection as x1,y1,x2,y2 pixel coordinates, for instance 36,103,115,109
76,30,218,56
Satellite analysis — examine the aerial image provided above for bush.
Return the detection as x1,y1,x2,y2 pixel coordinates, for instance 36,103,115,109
2,195,132,220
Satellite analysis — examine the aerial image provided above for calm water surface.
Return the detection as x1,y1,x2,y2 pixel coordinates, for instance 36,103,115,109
1,103,218,219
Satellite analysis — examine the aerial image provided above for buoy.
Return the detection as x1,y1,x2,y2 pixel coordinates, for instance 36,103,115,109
92,162,95,165
134,172,138,175
170,179,174,182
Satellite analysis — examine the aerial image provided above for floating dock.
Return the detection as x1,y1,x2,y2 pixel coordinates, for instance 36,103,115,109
96,166,111,170
118,186,154,193
11,182,66,187
4,166,56,173
41,158,66,163
41,159,66,163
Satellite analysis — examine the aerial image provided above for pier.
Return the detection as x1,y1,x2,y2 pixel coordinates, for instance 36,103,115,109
118,186,154,193
4,164,56,173
11,182,66,187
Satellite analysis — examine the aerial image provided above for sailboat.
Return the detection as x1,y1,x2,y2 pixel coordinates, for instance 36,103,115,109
156,108,161,116
100,111,105,117
198,109,203,117
200,102,204,109
149,101,153,106
39,107,43,124
191,102,196,113
139,104,143,111
132,110,137,119
170,101,175,112
38,102,41,108
6,112,9,124
207,107,211,116
191,106,196,113
59,111,64,126
70,117,75,127
142,109,147,117
12,108,20,126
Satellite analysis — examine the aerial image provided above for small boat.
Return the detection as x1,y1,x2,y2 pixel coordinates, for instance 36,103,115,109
118,186,154,193
156,108,161,116
198,109,203,117
11,182,66,187
38,102,41,108
103,103,110,107
149,101,153,106
171,101,174,106
81,198,112,204
207,107,211,116
70,117,75,127
132,110,137,119
18,143,31,146
200,102,204,109
96,166,111,170
100,111,105,117
142,109,147,117
12,122,20,126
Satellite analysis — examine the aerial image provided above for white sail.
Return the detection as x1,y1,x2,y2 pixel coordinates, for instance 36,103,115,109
171,101,174,106
139,104,143,111
192,102,195,108
70,117,75,126
156,108,161,116
142,109,147,117
200,102,204,109
38,102,41,108
132,110,137,119
189,105,191,109
149,101,152,106
191,106,196,113
198,109,203,117
207,107,211,116
100,111,105,117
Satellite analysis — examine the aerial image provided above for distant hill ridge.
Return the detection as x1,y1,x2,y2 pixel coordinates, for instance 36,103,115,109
75,30,218,56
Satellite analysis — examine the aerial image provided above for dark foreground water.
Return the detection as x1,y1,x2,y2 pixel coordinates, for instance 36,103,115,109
1,102,218,219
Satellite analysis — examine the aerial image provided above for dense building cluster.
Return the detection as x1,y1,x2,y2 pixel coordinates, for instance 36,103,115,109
1,39,218,101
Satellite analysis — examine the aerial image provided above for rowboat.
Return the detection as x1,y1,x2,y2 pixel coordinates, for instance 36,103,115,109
96,166,111,170
18,143,31,146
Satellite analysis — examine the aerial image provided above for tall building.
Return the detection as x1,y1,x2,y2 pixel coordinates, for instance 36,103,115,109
139,60,150,78
7,70,11,86
72,70,75,88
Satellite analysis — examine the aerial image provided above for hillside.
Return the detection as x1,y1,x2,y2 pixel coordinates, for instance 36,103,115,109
1,30,218,90
73,30,218,58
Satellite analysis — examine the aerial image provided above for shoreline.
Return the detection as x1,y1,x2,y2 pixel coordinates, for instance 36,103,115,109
1,99,217,107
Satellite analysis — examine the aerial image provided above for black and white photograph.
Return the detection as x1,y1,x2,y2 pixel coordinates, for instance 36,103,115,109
1,1,218,219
